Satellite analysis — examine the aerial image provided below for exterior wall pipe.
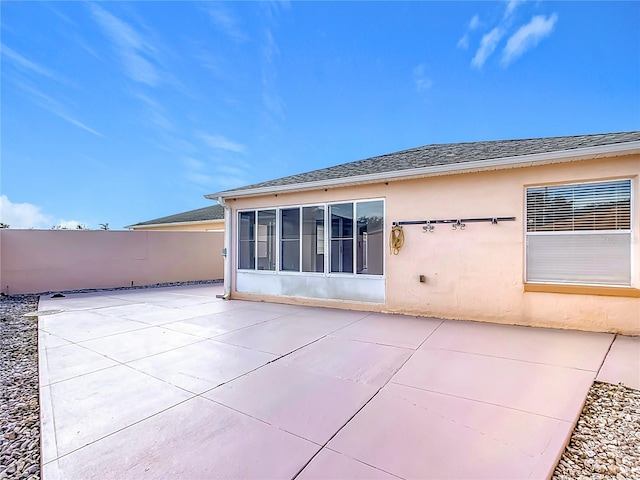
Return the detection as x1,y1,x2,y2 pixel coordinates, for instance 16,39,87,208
217,196,232,299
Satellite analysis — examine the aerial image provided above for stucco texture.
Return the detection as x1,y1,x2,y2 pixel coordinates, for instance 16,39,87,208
0,230,224,294
227,154,639,335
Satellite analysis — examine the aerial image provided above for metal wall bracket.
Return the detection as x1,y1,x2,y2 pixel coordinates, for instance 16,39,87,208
393,216,516,231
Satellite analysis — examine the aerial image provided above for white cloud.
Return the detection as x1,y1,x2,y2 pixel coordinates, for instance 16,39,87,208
412,64,433,92
260,28,285,125
198,133,247,154
121,51,159,86
215,164,248,177
463,1,548,68
0,196,52,229
183,155,214,188
133,92,174,132
502,13,558,65
182,156,206,170
262,29,280,64
457,15,481,49
1,44,67,82
469,14,481,30
13,82,102,137
472,27,504,68
212,174,247,189
53,112,102,137
185,172,215,187
204,3,248,42
504,0,525,19
183,156,249,189
457,35,469,50
152,136,198,156
89,4,160,86
0,196,89,229
262,91,285,121
2,42,101,136
262,0,291,22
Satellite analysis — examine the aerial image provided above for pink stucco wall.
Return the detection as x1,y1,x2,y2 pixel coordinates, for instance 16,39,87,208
226,154,640,334
0,230,224,294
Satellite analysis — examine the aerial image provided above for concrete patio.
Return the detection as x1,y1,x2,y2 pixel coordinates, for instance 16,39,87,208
37,284,639,479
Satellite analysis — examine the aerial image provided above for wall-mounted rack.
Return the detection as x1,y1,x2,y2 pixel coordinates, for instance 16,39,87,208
392,216,516,232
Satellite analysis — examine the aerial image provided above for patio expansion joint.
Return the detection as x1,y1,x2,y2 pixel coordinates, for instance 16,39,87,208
387,380,579,423
43,362,120,388
200,332,337,396
291,318,446,479
593,333,618,383
326,334,417,352
83,302,147,313
289,378,403,480
118,335,210,361
198,395,326,447
140,331,335,399
315,311,376,330
202,313,296,342
208,317,360,361
38,330,71,350
41,393,200,466
324,448,407,479
385,383,556,460
419,345,604,373
42,342,206,392
43,336,214,394
47,300,141,313
57,323,156,345
120,360,219,397
324,447,408,479
38,332,61,471
206,337,280,355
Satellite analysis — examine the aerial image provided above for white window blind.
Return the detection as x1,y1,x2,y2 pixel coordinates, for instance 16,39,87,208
525,179,632,286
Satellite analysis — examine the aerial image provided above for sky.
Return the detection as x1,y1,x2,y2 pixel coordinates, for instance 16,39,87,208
1,1,639,230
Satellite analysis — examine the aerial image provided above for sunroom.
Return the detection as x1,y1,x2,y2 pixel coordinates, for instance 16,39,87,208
235,199,385,303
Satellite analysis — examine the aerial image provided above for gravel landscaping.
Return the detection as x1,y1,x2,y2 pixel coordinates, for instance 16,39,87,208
1,295,39,480
0,281,221,480
553,381,640,480
1,288,638,480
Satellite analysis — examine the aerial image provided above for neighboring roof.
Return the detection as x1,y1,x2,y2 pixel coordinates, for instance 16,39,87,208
207,131,640,199
127,204,224,228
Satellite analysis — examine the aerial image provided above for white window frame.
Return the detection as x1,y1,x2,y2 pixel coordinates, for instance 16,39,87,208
236,198,386,278
524,178,633,287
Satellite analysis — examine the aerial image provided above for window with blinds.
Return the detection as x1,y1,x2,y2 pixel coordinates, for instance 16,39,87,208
525,179,632,286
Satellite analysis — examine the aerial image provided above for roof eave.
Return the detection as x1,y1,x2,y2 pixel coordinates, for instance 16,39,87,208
127,218,225,229
206,141,640,200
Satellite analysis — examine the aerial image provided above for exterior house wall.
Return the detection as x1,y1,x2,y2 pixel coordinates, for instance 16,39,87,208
227,154,639,334
0,230,224,294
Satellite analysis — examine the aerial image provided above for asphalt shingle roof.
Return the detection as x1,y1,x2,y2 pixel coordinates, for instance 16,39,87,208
131,204,224,227
213,131,640,196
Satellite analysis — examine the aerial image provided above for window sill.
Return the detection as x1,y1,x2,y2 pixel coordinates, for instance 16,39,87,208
524,283,640,298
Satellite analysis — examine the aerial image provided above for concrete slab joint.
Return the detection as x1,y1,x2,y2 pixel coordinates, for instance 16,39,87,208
36,285,639,480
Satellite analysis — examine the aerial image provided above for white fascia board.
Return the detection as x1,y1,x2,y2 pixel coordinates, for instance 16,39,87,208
128,219,225,229
207,141,640,200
